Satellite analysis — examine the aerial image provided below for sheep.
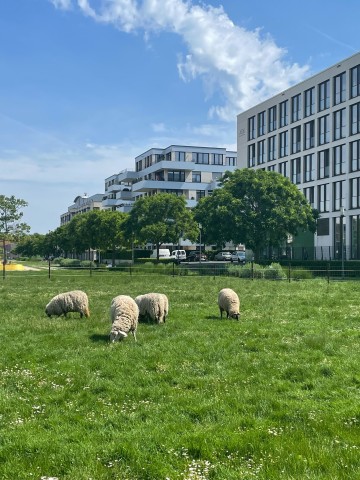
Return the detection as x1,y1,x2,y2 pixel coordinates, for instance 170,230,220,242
45,290,90,318
134,293,169,324
218,288,240,320
110,295,139,342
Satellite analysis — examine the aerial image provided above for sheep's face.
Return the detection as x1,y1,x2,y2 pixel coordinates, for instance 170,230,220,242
110,330,128,343
231,312,240,320
45,307,51,317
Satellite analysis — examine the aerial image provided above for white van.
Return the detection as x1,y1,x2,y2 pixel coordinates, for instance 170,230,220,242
150,249,171,259
171,250,187,261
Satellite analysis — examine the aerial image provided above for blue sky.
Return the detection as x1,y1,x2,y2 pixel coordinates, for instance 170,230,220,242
1,0,360,233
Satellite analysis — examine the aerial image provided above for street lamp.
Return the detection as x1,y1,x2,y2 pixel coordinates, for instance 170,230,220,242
340,207,345,279
198,223,202,263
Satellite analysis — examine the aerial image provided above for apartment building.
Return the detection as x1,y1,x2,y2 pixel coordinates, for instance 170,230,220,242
60,193,103,226
132,145,237,207
237,52,360,260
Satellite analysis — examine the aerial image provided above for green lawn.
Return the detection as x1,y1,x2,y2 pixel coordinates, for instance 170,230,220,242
0,271,359,479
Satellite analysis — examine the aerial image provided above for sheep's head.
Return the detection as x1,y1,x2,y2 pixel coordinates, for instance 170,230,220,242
230,312,240,320
45,307,51,317
109,330,128,343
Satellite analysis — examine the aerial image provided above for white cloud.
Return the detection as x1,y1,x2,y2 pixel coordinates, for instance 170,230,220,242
49,0,72,9
50,0,309,120
151,122,167,133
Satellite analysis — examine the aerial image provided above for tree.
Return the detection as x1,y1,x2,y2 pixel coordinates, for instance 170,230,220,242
0,195,30,265
125,193,198,260
194,169,318,261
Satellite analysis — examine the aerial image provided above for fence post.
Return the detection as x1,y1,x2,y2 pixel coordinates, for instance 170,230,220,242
288,261,291,283
172,262,175,277
251,260,254,280
327,263,330,284
48,259,51,279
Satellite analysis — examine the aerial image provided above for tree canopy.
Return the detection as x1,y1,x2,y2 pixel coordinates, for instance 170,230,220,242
194,169,318,260
125,193,199,260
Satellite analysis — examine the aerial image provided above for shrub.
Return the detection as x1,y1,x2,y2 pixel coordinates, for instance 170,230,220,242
58,258,81,267
228,263,264,278
263,262,287,280
289,267,314,280
80,260,97,268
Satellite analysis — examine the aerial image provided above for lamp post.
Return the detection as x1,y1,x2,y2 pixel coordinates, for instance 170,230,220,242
198,223,202,263
340,207,345,279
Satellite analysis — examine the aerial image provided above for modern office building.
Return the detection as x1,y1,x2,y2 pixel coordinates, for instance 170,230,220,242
237,52,360,260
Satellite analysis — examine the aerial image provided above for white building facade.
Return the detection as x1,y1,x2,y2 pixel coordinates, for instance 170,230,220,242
237,52,360,260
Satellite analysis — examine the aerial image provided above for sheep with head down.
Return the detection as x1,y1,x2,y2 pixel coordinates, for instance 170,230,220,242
135,292,169,324
45,290,90,318
110,295,139,342
218,288,240,320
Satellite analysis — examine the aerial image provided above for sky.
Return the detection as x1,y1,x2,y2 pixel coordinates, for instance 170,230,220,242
1,0,360,234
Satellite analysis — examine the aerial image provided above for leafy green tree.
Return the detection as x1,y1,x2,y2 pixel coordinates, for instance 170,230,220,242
125,193,198,260
0,195,30,264
194,169,318,261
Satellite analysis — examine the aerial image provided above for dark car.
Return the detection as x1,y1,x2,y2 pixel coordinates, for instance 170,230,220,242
187,251,207,262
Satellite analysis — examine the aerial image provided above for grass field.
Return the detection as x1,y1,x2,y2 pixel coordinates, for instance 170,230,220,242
0,271,359,479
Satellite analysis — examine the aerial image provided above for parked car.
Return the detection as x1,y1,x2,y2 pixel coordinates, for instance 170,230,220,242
171,249,187,262
214,251,232,261
187,251,207,262
230,251,246,264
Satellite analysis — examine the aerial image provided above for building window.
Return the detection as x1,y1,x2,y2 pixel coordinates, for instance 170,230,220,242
304,87,315,117
278,161,289,178
258,111,266,136
193,152,209,164
192,172,201,183
333,108,346,140
257,140,265,164
279,100,288,127
351,215,360,259
350,140,360,171
248,116,256,140
168,170,185,182
351,65,360,99
248,144,255,167
291,94,302,122
318,115,330,145
196,190,206,201
318,184,329,212
175,151,185,161
304,154,315,182
318,80,330,111
268,105,277,132
166,152,172,161
227,156,237,166
304,121,315,150
279,131,289,157
333,144,346,176
350,178,360,208
213,153,224,165
268,135,276,161
291,126,301,154
268,165,276,172
291,157,301,184
318,149,330,179
333,181,345,211
303,186,315,206
334,72,346,105
350,102,360,135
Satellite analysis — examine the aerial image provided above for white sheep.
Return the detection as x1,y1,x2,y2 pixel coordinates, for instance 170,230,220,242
218,288,240,320
135,293,169,324
110,295,139,342
45,290,90,318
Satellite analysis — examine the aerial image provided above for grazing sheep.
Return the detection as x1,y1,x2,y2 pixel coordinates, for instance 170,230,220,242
110,295,139,342
135,293,169,324
45,290,90,318
218,288,240,320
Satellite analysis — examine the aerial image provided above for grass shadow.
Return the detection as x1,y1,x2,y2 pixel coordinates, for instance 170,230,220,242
89,333,109,343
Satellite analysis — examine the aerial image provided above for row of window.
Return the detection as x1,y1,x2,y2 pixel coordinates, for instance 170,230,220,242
248,64,360,140
300,177,360,213
248,109,360,165
136,153,237,171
